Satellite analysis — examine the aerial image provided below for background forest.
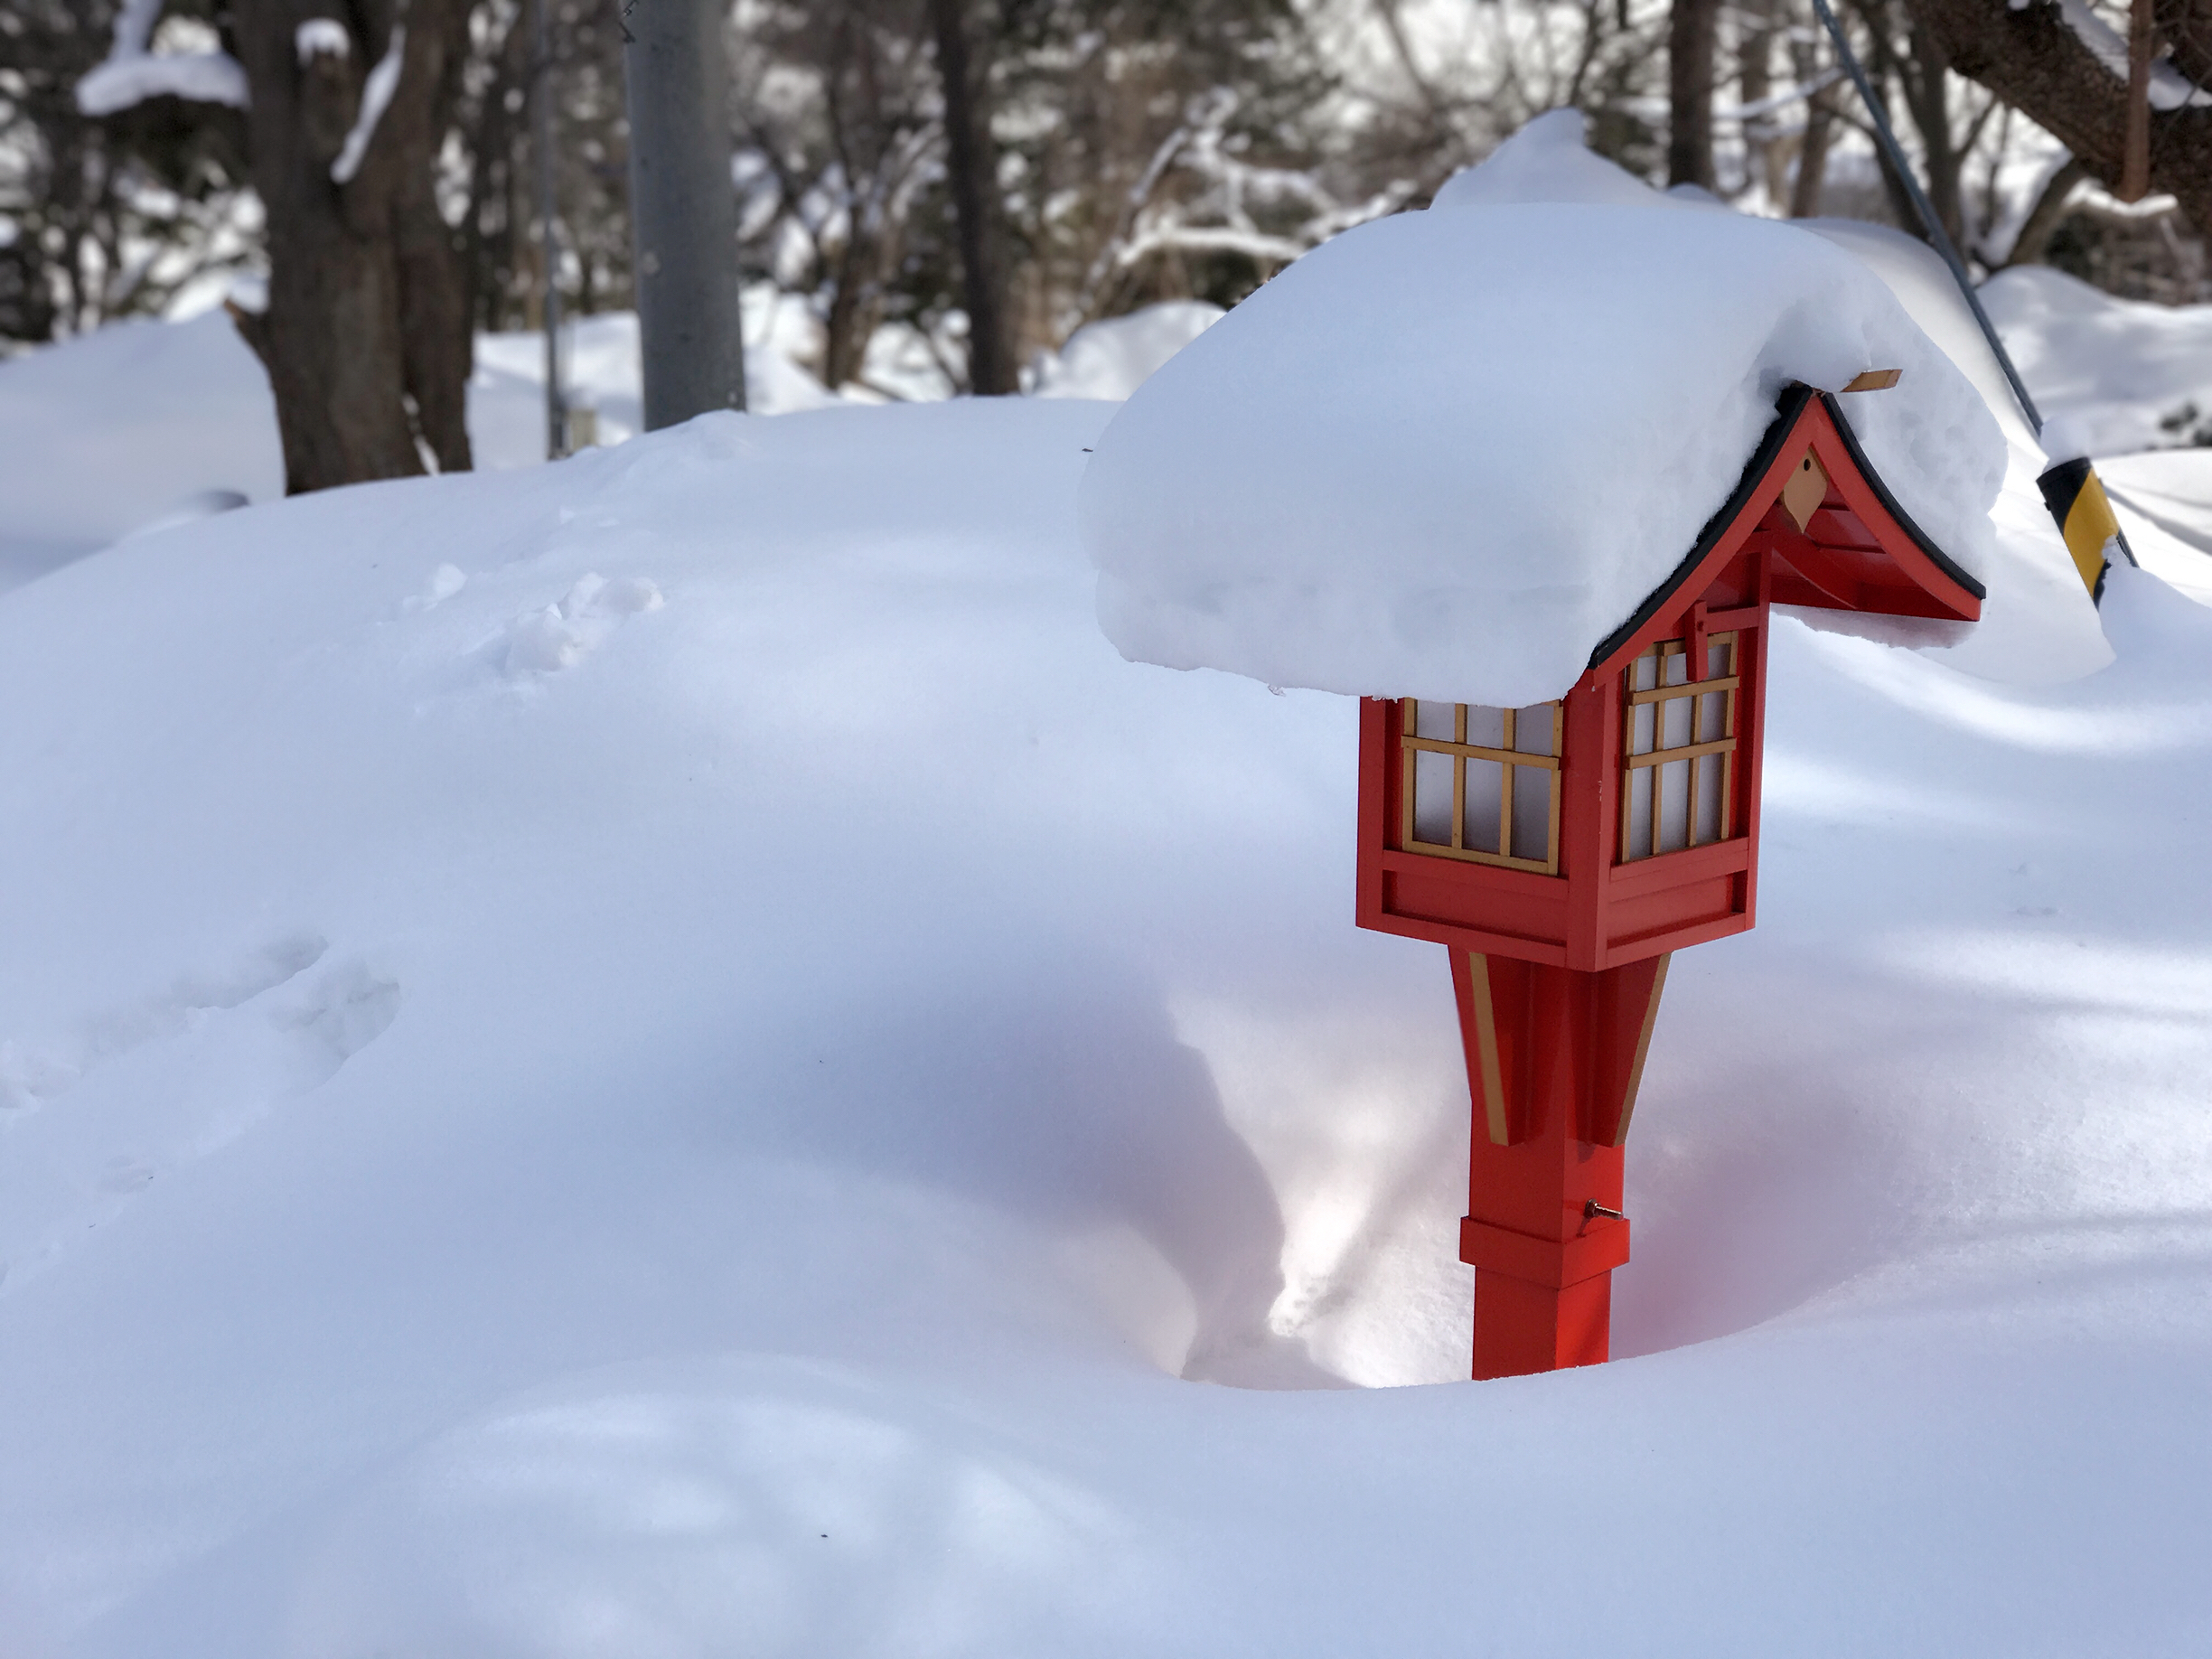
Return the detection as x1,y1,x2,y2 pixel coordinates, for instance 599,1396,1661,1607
3,0,2206,413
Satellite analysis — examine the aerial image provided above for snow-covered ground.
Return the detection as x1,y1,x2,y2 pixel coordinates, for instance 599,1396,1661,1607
5,165,2212,1654
0,291,1220,600
5,386,2211,1658
0,289,839,595
1985,261,2212,456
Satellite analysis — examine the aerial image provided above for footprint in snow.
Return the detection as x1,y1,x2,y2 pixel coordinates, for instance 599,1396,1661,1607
404,562,469,613
276,958,403,1090
503,572,663,677
0,937,399,1297
0,931,331,1113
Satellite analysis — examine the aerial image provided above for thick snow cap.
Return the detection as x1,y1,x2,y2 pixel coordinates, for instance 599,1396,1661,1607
1429,108,1710,211
1081,116,2007,708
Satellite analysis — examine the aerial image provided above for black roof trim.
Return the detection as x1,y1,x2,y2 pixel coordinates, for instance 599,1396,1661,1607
1585,385,1814,670
1815,389,1986,604
1583,383,1985,672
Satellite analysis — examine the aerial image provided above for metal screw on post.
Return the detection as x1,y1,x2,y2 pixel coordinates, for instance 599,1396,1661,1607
1584,1201,1626,1223
622,0,746,429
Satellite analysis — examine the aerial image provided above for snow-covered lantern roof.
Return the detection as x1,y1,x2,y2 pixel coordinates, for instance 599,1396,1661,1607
1079,155,2004,1383
1081,195,1994,973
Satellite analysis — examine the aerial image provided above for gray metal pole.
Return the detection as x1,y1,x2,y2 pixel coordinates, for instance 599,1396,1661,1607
622,0,746,427
535,0,567,460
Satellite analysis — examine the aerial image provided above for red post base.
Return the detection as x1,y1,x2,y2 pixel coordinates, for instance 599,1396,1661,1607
1449,949,1668,1380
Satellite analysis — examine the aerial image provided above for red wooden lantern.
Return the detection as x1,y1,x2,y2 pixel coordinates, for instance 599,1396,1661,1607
1354,381,1985,1381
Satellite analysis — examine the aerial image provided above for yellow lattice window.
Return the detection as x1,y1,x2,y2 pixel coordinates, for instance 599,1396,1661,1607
1619,633,1739,862
1400,700,1563,874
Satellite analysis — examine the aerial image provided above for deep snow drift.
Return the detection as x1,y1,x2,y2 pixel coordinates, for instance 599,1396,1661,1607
6,110,2212,1659
2,391,2210,1657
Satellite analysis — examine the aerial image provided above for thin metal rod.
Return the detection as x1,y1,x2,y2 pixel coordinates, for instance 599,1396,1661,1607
535,0,567,461
1807,0,2043,433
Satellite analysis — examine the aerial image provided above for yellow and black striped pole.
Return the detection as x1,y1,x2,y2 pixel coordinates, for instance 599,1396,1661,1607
2036,455,2133,603
1811,0,2137,605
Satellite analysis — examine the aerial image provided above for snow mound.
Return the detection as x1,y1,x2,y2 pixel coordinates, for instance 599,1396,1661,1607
1031,301,1225,400
0,313,283,590
1083,202,2004,708
2097,447,2212,605
2,397,2211,1656
1429,108,1703,212
1982,262,2212,458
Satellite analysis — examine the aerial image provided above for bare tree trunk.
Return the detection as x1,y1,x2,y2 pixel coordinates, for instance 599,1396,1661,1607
812,5,924,394
1737,0,1783,203
2122,0,2156,201
392,0,474,472
1846,0,1964,243
1668,0,1720,190
460,10,534,333
823,225,895,390
928,0,1017,395
1791,87,1838,217
231,0,472,493
1904,0,2212,235
2003,155,2088,265
1901,16,1965,243
2152,0,2212,85
1786,15,1837,219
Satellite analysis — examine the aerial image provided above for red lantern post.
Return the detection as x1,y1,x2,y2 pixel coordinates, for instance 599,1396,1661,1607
1354,381,1985,1379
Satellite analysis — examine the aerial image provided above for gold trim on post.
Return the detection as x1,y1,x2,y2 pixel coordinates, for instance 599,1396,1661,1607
1467,953,1510,1147
1609,953,1671,1148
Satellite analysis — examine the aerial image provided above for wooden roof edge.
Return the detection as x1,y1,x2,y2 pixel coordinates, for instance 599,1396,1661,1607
1584,382,1985,678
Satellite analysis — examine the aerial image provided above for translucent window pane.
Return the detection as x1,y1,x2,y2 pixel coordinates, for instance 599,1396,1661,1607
1514,707,1553,756
1511,765,1551,862
1696,689,1729,744
1633,655,1656,693
1693,753,1726,845
1707,641,1731,680
1660,694,1693,750
1656,757,1691,854
1623,766,1654,860
1466,705,1506,749
1629,699,1654,756
1411,749,1453,843
1463,757,1504,854
1412,698,1456,740
1663,650,1689,688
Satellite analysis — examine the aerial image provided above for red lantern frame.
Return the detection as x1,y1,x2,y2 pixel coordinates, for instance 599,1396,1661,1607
1353,384,1986,1379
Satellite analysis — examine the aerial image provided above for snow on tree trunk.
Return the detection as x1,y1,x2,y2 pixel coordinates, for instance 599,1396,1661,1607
1906,0,2212,237
230,0,472,493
